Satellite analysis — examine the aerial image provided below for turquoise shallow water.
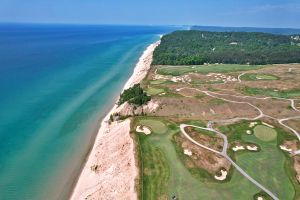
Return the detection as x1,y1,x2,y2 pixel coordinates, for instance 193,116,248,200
0,24,175,200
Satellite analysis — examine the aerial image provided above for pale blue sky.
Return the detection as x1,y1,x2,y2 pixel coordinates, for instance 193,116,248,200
0,0,299,28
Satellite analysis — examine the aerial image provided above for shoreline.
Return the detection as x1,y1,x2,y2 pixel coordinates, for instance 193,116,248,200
70,40,160,200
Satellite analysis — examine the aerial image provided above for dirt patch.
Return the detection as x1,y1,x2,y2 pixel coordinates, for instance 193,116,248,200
175,134,230,175
282,140,300,151
184,126,224,152
286,119,300,134
152,95,258,122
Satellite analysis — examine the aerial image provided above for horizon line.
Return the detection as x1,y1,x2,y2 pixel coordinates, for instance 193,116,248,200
0,21,300,30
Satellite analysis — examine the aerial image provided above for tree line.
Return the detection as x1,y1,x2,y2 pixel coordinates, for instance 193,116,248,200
152,30,300,65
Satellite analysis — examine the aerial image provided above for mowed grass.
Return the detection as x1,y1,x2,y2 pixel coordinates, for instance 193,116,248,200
243,87,300,98
138,134,170,200
254,125,277,142
149,79,166,85
157,64,266,76
241,73,279,81
222,121,296,199
145,87,164,95
136,117,262,200
236,134,295,200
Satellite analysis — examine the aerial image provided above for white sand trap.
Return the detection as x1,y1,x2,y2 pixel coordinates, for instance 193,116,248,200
257,197,264,200
210,108,216,114
280,145,292,152
249,122,258,128
214,169,228,181
247,145,258,151
136,125,151,135
246,130,252,135
262,122,274,128
184,149,193,156
232,145,245,151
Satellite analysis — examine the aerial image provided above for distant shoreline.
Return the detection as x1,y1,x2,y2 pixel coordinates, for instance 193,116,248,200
70,40,160,200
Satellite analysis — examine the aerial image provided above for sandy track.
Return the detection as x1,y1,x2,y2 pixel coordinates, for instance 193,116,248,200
70,41,160,200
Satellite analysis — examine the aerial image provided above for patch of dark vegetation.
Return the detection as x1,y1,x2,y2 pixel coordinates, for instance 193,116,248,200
153,30,300,65
118,84,151,106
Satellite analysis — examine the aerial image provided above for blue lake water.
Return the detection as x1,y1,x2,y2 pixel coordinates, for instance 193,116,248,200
0,23,175,200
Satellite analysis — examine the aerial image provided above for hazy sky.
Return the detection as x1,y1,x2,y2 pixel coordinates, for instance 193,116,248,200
0,0,300,28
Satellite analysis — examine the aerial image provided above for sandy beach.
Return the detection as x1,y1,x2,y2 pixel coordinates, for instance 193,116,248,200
70,40,160,200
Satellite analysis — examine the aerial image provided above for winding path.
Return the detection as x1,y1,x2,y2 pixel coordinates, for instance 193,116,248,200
155,68,300,199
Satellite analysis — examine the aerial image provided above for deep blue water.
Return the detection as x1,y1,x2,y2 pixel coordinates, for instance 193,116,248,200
0,23,175,200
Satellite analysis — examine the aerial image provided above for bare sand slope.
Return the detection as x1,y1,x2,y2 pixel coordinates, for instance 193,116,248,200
70,41,160,200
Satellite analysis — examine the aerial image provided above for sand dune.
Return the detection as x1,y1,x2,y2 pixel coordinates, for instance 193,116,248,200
70,41,160,200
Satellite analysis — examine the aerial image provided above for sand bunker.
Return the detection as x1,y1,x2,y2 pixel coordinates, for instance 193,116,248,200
249,122,258,128
247,145,258,151
232,145,245,151
184,149,193,156
136,125,151,135
246,130,252,135
280,145,292,152
214,169,228,181
262,122,274,128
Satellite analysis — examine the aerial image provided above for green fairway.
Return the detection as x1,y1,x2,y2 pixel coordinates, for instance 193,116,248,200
157,64,266,76
243,87,300,98
136,117,262,200
145,87,165,95
149,79,167,85
236,133,295,200
254,125,277,141
241,73,279,81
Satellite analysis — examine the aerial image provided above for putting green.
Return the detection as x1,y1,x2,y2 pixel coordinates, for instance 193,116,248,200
241,73,278,81
254,125,277,141
139,119,167,134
